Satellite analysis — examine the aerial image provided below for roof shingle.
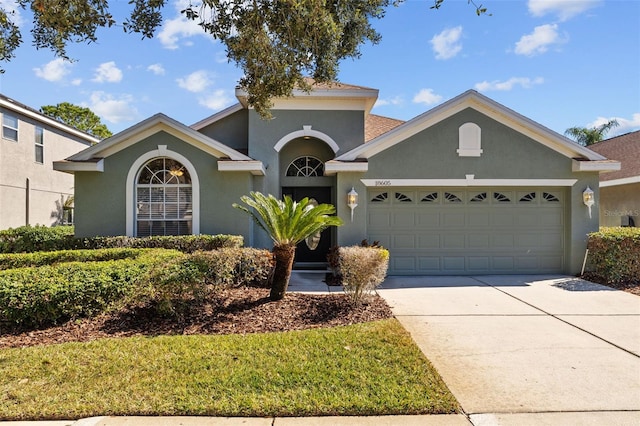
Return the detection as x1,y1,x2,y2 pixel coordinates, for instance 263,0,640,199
588,130,640,181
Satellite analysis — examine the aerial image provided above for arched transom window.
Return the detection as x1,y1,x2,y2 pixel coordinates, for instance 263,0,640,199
136,157,192,237
286,156,324,177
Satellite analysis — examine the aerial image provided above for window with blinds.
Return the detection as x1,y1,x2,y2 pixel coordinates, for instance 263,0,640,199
135,157,192,236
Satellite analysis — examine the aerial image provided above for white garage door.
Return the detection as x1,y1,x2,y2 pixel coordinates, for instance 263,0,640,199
367,188,565,275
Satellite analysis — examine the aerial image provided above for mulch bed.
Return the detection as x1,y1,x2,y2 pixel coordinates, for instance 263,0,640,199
0,287,393,349
581,273,640,296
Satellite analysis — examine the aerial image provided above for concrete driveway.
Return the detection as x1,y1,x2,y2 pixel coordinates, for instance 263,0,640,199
377,275,640,425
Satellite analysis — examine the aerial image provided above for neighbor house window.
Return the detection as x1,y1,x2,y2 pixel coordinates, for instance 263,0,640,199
2,113,18,141
35,126,44,163
135,157,192,237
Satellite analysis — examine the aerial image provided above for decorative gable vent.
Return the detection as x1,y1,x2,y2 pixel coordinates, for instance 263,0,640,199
457,122,483,157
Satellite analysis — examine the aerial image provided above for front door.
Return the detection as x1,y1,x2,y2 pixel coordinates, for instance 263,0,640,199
282,186,333,265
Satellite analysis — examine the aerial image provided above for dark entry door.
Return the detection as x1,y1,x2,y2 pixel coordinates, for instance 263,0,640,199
282,187,332,264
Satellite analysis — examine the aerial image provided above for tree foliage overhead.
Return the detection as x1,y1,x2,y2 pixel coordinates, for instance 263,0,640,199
564,119,619,146
41,102,113,139
2,0,487,117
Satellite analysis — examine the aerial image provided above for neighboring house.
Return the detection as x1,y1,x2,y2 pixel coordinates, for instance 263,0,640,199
54,82,619,275
588,130,640,227
1,95,98,229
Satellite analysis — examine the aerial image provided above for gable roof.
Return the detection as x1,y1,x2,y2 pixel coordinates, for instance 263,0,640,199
365,114,405,142
54,113,264,175
335,90,615,170
1,94,99,144
588,130,640,184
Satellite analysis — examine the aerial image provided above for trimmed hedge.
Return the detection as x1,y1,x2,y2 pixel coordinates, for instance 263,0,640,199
0,248,144,270
0,249,180,328
586,227,640,284
0,225,243,253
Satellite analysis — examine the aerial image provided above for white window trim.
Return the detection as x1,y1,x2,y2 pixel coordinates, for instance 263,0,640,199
457,122,483,157
126,145,200,236
2,113,18,142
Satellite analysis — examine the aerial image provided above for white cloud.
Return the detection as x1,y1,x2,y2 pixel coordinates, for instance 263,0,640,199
199,90,233,110
157,0,207,49
528,0,600,21
0,0,24,26
33,58,72,82
85,91,139,124
430,26,463,60
413,89,443,105
514,24,565,56
177,70,212,93
92,61,123,83
375,96,404,108
71,78,82,86
147,63,166,75
588,113,640,137
475,77,544,92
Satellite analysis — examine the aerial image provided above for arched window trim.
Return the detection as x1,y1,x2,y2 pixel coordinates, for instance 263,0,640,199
126,145,200,236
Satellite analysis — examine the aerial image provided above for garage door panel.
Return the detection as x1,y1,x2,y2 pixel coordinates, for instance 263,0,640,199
368,187,565,274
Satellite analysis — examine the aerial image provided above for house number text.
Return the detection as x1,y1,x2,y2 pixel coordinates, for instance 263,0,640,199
375,180,392,186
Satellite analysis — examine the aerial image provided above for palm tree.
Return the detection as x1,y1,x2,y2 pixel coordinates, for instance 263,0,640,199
233,192,343,301
564,119,619,146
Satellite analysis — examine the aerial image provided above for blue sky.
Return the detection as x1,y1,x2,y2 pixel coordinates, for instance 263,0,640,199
1,0,639,139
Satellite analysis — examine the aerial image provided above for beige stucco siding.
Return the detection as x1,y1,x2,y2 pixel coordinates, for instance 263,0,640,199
598,183,640,227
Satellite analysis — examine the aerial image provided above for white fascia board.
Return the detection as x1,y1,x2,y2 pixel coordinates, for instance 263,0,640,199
600,176,640,187
218,160,265,176
323,160,368,175
337,90,607,162
360,178,578,187
53,159,104,173
1,98,99,144
190,103,244,130
235,87,378,113
572,159,621,172
68,114,252,162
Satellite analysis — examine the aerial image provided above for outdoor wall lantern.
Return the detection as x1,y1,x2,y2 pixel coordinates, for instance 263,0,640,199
347,187,358,222
583,186,595,218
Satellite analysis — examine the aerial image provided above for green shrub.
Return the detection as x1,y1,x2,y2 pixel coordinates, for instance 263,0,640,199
586,227,640,284
0,225,78,253
339,246,389,305
127,248,274,317
0,225,243,253
0,249,179,328
0,248,144,270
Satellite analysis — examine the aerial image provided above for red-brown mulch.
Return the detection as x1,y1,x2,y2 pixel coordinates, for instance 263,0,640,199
0,287,393,349
581,273,640,296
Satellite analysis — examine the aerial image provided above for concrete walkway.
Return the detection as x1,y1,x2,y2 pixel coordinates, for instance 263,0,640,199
3,273,639,425
377,275,640,425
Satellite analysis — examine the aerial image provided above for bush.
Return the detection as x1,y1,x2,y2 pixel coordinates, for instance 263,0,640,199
338,246,389,305
0,225,243,253
127,248,274,317
586,227,640,284
0,248,144,270
0,225,78,253
0,249,179,328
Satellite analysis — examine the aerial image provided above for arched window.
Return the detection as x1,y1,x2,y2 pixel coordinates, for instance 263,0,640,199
135,157,192,236
286,156,324,177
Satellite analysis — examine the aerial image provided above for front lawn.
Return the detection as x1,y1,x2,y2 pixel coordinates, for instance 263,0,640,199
0,319,459,420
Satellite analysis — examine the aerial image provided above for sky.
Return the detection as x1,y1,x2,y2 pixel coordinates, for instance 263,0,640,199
0,0,639,139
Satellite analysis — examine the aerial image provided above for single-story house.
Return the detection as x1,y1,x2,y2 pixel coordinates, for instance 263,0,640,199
588,130,639,227
54,82,620,275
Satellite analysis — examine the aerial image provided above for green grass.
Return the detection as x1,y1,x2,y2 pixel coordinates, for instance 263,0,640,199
0,319,459,420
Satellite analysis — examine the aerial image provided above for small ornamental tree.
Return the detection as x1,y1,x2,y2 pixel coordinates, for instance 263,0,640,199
234,192,343,301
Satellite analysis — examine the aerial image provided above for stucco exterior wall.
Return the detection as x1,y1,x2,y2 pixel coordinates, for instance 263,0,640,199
196,108,249,153
74,131,253,239
1,107,91,229
337,108,599,274
598,183,640,227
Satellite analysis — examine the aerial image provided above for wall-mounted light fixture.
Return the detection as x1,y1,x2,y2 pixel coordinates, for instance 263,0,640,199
347,187,358,222
583,186,595,218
